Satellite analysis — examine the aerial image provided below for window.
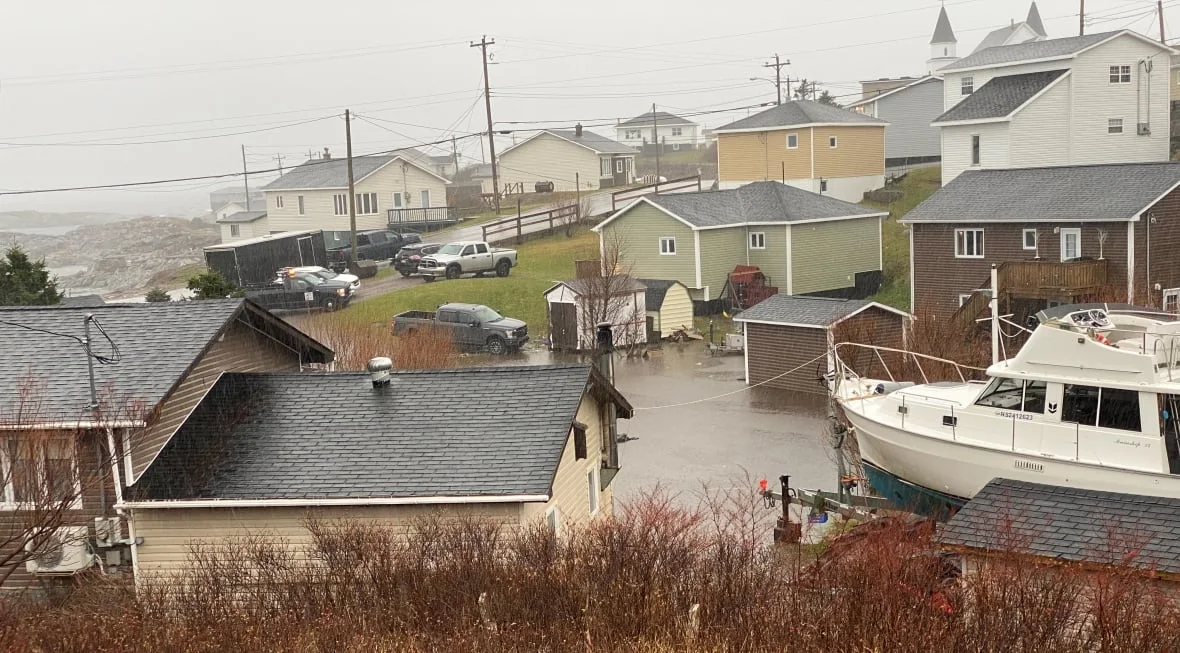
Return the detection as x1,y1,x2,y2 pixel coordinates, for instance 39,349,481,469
420,190,430,208
954,229,984,258
1108,118,1124,134
438,309,458,323
460,245,474,256
1060,228,1081,261
820,179,828,192
600,158,611,176
332,194,348,216
2,437,79,509
1176,70,1180,85
961,76,974,95
573,423,588,460
355,192,378,215
1164,288,1180,314
786,133,798,149
975,377,1024,409
958,293,974,307
392,192,403,209
612,159,623,174
1023,229,1037,251
749,232,766,249
297,195,305,215
1062,384,1101,426
275,195,284,208
971,135,981,166
1099,388,1141,431
587,467,600,515
475,243,488,254
659,237,676,255
229,224,240,237
671,127,682,136
829,136,838,148
1109,65,1131,84
1023,381,1047,413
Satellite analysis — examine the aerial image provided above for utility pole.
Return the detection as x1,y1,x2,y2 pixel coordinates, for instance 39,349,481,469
451,136,459,175
240,145,251,210
345,109,358,267
1080,0,1085,35
652,103,660,184
273,153,286,175
1160,0,1166,43
471,35,500,212
762,54,789,105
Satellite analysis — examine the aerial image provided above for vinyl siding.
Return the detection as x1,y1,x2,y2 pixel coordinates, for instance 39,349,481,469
746,225,789,291
127,319,302,483
521,394,615,528
498,133,604,192
791,217,882,294
874,78,943,160
266,162,448,233
1008,75,1071,168
1133,189,1180,306
717,130,812,184
697,227,746,297
744,322,829,393
218,218,270,243
941,122,1010,184
650,283,694,337
600,203,697,290
812,126,886,178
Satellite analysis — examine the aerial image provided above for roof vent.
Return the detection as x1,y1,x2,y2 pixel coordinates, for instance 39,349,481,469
367,357,393,387
575,123,583,137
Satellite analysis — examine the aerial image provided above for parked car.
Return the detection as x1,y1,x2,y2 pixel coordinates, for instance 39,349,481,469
392,242,442,278
247,271,353,312
391,303,528,354
275,266,360,293
416,241,518,281
326,230,422,272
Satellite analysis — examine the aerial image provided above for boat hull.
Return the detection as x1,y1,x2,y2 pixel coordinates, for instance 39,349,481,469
861,461,965,520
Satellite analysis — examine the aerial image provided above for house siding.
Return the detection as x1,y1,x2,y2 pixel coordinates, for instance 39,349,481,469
1133,188,1180,307
791,217,882,294
498,133,604,193
746,225,789,291
812,126,886,178
128,319,303,483
744,322,829,393
218,218,270,243
717,129,813,184
522,394,615,528
650,283,694,337
600,204,697,291
941,122,1011,184
1008,76,1072,168
873,78,943,161
697,228,746,299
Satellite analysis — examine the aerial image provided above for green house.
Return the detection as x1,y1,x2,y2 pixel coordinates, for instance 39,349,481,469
593,181,888,304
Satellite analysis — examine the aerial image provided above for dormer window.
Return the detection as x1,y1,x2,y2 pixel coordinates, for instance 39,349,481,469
961,76,974,95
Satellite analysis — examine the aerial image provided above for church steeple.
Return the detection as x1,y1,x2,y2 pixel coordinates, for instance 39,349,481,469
931,6,957,45
928,5,959,74
1026,1,1047,36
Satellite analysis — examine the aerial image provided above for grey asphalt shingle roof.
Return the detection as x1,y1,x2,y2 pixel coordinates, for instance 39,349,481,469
215,210,267,224
637,279,684,311
734,294,878,328
939,479,1180,576
558,277,647,297
940,30,1120,71
715,100,885,131
934,69,1067,123
931,6,956,44
900,162,1180,223
59,294,106,308
642,181,884,228
263,155,395,190
543,129,636,155
132,365,629,501
618,111,695,127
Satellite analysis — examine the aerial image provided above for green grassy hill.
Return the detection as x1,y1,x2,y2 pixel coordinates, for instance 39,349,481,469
862,167,942,311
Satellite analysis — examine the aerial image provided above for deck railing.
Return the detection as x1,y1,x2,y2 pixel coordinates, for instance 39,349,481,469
950,259,1109,330
387,206,456,225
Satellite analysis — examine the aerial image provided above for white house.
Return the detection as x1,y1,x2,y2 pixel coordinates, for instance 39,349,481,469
498,125,636,193
262,150,450,235
216,210,270,243
933,30,1175,184
615,111,702,152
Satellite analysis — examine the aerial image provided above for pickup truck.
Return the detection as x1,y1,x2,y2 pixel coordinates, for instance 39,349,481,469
391,303,528,354
327,230,422,272
416,241,518,281
246,272,353,312
275,265,361,293
392,242,442,278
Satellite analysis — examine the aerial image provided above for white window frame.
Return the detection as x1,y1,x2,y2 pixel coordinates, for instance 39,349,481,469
230,224,240,237
0,437,82,511
786,133,798,149
958,293,973,307
297,195,305,215
615,159,624,173
275,195,284,208
671,127,682,136
970,134,981,166
420,189,431,208
749,232,766,249
659,236,676,255
1060,228,1081,261
600,158,611,176
954,228,984,259
828,136,838,149
1022,229,1037,251
392,192,403,209
961,76,974,95
332,193,348,216
587,466,600,516
1108,118,1123,134
354,192,378,216
1109,65,1131,84
545,506,562,538
1164,288,1180,314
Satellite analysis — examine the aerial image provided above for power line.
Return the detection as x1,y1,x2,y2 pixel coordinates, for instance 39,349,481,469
0,114,338,148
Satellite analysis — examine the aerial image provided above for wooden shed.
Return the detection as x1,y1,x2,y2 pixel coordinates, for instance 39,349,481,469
734,294,908,394
545,277,647,351
638,279,694,340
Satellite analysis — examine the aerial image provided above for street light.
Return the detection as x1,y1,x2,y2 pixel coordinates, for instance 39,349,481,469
749,77,785,104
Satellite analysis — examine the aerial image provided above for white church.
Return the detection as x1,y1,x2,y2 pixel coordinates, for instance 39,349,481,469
928,1,1049,73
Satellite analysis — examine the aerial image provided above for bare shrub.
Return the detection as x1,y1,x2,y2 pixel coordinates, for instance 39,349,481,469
298,316,456,371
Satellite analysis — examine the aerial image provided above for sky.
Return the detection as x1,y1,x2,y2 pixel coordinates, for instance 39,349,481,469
0,0,1175,217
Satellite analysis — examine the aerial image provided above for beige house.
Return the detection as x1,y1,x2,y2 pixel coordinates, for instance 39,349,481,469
263,150,449,235
215,210,270,243
124,364,633,579
713,100,887,203
498,125,636,193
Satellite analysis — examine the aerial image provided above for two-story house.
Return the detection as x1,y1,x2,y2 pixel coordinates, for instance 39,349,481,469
713,100,887,203
615,111,702,153
933,30,1175,184
848,77,943,167
263,149,450,236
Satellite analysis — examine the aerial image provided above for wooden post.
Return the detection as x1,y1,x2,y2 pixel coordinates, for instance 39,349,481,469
516,198,523,244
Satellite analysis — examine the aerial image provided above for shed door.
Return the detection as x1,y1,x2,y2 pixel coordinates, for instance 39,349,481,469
297,236,315,266
549,303,578,351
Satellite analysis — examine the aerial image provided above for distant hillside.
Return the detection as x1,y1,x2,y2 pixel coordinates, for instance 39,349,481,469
0,210,129,230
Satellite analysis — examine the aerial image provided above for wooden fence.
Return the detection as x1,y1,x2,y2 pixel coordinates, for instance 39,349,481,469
481,202,579,243
610,175,702,212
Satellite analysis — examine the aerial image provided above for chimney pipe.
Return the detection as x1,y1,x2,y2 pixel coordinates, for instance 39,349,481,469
575,123,584,137
596,322,614,384
367,357,393,388
323,147,332,160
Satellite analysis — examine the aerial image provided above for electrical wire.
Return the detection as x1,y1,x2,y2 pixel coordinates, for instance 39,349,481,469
633,350,832,410
0,114,338,148
0,317,120,365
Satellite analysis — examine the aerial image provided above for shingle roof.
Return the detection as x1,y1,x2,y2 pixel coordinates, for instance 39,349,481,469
558,276,647,297
637,279,684,311
131,365,630,501
934,69,1067,123
931,6,956,44
940,30,1120,71
640,181,884,228
617,110,696,128
971,25,1023,54
215,210,267,224
59,294,106,308
714,100,885,132
263,155,395,191
939,479,1180,576
541,129,636,155
901,162,1180,223
735,294,894,328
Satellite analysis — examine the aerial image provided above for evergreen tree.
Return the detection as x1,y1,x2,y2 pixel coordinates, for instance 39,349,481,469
145,288,171,303
816,90,841,107
186,271,242,300
0,245,63,306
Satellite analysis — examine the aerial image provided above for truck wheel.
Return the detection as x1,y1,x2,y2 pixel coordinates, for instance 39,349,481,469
445,265,462,280
423,275,435,283
495,259,511,277
486,335,507,355
399,269,412,278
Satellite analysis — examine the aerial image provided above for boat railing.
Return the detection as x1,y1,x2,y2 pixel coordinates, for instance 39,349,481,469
829,342,988,401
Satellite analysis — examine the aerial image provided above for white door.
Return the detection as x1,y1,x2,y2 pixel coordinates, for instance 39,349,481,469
1060,228,1081,261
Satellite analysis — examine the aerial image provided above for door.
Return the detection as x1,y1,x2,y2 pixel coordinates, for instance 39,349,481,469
455,309,483,348
1060,228,1081,261
297,236,314,266
549,303,578,351
472,243,493,271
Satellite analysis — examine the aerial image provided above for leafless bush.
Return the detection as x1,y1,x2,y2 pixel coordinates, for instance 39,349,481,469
297,317,457,371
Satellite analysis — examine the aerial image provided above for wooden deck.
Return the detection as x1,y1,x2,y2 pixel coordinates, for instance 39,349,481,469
951,259,1108,331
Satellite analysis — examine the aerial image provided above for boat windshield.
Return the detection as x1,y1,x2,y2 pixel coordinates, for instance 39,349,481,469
974,378,1023,409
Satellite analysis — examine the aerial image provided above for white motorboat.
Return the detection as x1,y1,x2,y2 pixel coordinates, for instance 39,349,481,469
830,306,1180,510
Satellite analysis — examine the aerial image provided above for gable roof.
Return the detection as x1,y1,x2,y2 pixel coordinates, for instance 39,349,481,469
59,294,106,308
617,110,696,128
128,365,632,504
1026,1,1047,36
714,100,886,133
263,150,449,191
901,162,1180,224
501,129,636,157
0,299,332,425
847,76,939,109
933,69,1068,124
734,294,907,328
551,276,647,297
215,210,268,224
971,24,1037,55
939,478,1180,577
596,181,886,232
939,30,1167,72
931,6,956,44
637,278,687,311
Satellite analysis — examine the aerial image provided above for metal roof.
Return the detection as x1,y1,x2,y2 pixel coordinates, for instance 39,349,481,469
635,181,885,229
714,100,885,132
933,69,1067,123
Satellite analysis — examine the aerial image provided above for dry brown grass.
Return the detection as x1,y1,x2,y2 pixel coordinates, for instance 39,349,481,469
297,316,457,371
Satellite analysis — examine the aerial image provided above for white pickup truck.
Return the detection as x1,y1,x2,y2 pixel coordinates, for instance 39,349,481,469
416,240,519,281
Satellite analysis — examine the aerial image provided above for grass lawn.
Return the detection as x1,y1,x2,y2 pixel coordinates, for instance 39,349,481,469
862,167,942,311
342,228,601,336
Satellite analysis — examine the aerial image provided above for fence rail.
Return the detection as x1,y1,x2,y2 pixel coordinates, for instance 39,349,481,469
387,206,457,225
481,202,579,243
610,175,702,212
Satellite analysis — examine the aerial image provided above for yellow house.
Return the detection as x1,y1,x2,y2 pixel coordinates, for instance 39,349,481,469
714,99,887,203
123,363,633,580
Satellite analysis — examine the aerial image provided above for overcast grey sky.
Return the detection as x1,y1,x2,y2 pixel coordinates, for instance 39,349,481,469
0,0,1173,216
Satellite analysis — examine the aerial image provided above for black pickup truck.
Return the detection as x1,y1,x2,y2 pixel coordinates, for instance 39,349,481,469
246,272,353,311
326,230,422,271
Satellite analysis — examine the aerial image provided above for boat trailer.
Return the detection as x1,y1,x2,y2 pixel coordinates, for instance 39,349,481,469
760,475,897,544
